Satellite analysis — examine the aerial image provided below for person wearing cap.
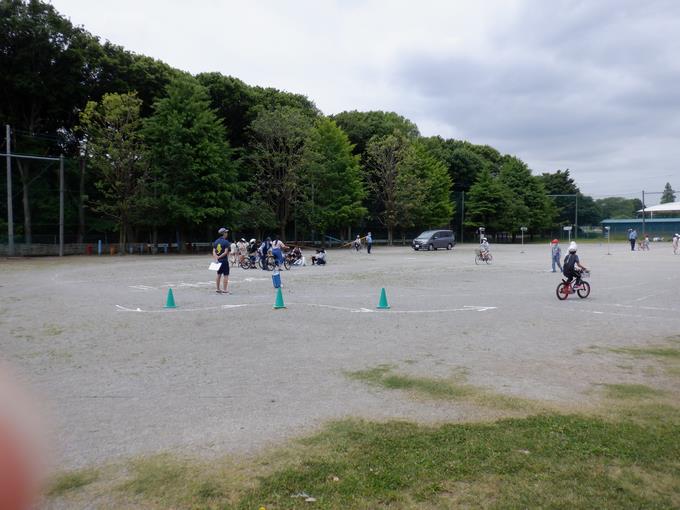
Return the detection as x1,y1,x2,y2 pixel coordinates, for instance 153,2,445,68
366,232,373,254
212,228,231,293
562,241,588,289
550,239,562,273
628,228,637,251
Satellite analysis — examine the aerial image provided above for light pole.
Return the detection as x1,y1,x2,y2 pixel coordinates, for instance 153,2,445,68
520,226,527,253
604,226,611,255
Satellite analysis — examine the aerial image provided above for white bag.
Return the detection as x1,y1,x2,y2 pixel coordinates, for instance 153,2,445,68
208,262,221,271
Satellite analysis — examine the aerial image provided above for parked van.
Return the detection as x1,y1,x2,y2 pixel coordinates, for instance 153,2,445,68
412,230,456,251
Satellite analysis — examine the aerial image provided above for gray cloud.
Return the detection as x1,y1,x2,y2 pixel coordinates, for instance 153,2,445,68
395,0,680,196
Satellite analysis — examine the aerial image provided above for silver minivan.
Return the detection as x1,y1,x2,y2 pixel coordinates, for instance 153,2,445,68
412,230,456,251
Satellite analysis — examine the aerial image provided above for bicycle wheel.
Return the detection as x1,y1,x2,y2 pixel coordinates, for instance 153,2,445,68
239,257,251,270
266,255,276,271
475,254,481,265
485,254,493,264
556,282,569,300
577,281,591,299
283,258,291,270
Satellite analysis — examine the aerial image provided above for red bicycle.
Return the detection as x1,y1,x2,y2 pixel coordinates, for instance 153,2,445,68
556,271,590,300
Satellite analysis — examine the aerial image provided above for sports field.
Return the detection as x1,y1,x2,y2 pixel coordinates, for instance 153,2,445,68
2,241,679,475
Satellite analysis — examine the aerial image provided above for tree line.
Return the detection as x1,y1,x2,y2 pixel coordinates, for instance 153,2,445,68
1,0,671,250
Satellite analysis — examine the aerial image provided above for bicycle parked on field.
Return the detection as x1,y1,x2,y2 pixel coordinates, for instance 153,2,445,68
556,270,591,300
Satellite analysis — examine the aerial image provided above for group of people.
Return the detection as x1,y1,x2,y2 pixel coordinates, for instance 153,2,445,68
352,232,373,253
551,239,588,288
211,228,328,294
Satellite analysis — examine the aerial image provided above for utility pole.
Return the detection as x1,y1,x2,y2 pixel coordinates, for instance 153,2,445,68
461,191,465,243
642,190,646,237
6,125,14,256
59,154,64,257
5,125,63,256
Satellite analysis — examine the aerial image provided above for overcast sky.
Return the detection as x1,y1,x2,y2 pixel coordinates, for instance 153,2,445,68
50,0,680,201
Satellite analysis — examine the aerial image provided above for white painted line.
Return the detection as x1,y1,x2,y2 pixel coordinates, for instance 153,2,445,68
299,303,497,314
116,304,248,313
129,285,156,291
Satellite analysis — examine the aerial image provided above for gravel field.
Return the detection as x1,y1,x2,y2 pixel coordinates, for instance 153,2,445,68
1,241,679,469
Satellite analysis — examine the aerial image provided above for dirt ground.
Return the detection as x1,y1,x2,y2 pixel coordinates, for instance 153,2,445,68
1,241,679,470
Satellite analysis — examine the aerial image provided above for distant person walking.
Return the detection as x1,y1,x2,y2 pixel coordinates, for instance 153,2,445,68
628,228,637,251
673,233,679,255
551,239,562,273
366,232,373,254
212,227,231,294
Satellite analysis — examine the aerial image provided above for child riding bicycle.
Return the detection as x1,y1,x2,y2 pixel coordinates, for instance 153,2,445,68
563,242,588,288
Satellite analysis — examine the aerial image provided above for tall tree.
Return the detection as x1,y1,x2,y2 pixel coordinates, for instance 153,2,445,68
298,117,367,239
538,169,580,226
464,168,513,233
364,133,427,244
595,197,642,219
143,75,238,247
398,142,454,229
498,156,555,234
79,93,148,251
248,106,315,237
0,0,96,242
331,110,419,157
660,182,676,204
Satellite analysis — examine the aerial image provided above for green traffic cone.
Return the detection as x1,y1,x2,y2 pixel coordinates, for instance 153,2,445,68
164,288,177,308
273,287,286,309
377,287,390,309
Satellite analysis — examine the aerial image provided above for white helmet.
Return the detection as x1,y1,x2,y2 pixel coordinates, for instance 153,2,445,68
481,237,487,242
249,238,256,244
568,241,578,252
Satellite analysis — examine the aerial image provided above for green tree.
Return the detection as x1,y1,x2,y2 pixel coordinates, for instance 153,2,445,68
79,92,148,251
0,0,98,243
248,106,315,237
595,197,642,219
498,156,555,234
464,168,513,233
143,76,238,247
365,134,405,244
538,169,579,226
398,142,454,229
660,182,676,204
331,111,420,157
298,118,367,238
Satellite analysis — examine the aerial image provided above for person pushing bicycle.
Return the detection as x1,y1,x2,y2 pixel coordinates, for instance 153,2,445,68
563,242,588,289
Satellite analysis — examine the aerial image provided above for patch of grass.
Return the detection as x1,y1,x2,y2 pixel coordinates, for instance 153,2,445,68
601,384,665,400
346,365,537,411
46,409,680,509
608,346,680,359
47,468,99,496
43,324,65,336
605,343,680,379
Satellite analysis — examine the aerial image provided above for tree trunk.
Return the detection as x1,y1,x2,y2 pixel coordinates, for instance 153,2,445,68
77,156,86,244
16,160,32,244
152,226,158,254
388,226,394,246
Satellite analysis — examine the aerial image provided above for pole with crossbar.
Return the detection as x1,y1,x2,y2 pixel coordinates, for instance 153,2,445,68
6,125,14,256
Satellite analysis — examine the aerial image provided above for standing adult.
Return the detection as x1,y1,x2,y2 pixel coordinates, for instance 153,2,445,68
628,228,637,251
271,236,287,269
550,239,562,273
673,233,679,255
212,227,231,294
259,237,272,270
366,232,373,254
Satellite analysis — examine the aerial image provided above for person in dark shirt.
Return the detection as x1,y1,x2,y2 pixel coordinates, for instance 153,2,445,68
212,227,231,293
563,242,588,288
